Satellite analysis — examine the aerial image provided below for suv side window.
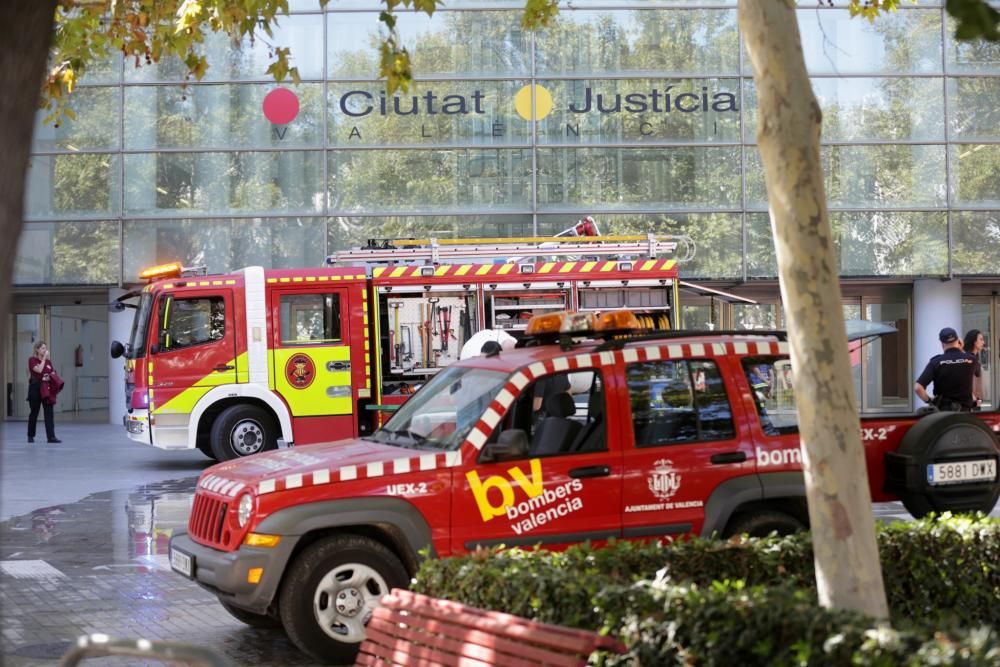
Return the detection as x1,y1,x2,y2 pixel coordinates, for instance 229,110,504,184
157,296,225,351
743,356,798,436
280,293,342,345
498,370,606,457
627,359,734,446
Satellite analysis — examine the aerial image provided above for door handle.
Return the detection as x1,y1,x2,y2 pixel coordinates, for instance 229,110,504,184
214,364,235,372
710,451,747,465
569,465,611,479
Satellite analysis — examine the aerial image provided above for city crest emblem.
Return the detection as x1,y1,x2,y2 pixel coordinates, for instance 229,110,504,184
285,354,315,389
648,458,681,501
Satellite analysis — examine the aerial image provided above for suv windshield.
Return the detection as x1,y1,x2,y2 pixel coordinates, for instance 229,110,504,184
369,366,508,451
127,293,154,360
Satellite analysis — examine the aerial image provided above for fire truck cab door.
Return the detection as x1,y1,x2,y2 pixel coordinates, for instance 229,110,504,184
271,287,354,417
148,291,237,441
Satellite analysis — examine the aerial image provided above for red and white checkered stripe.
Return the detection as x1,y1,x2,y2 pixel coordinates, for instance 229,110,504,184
199,450,463,497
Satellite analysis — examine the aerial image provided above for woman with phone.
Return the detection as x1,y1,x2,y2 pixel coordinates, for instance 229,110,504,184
27,340,60,443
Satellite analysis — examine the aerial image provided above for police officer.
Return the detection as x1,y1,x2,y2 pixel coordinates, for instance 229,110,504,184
914,327,977,412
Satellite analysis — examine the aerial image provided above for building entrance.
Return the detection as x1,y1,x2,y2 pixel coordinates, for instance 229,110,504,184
7,298,110,422
962,299,995,410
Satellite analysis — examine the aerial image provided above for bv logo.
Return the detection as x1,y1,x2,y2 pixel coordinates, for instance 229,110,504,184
467,459,544,521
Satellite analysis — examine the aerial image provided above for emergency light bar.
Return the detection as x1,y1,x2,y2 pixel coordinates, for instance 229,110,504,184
523,309,643,346
138,262,209,282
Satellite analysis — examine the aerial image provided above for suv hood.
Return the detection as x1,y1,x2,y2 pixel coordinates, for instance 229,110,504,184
197,438,462,497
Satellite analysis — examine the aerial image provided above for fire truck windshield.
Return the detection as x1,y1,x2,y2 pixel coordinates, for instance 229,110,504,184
369,366,507,452
127,293,154,360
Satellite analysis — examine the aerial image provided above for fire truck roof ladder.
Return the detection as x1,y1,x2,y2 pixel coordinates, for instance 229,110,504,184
327,233,695,265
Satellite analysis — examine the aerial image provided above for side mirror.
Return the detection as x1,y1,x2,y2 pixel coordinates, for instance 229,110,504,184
149,343,161,355
109,340,126,359
481,429,529,463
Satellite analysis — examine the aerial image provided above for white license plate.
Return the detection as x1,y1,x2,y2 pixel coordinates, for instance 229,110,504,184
170,547,193,578
927,459,997,486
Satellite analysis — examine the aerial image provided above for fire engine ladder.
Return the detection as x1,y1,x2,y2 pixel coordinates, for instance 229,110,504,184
327,233,696,265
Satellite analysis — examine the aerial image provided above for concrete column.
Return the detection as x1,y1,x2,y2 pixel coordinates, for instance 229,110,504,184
108,287,132,425
913,278,963,383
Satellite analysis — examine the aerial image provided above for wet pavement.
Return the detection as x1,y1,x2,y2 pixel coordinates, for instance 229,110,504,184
0,421,997,666
1,422,328,667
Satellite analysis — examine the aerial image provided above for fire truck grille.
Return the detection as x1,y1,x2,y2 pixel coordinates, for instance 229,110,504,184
189,492,228,547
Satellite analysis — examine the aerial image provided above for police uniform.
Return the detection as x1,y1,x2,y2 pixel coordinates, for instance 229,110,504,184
915,347,977,411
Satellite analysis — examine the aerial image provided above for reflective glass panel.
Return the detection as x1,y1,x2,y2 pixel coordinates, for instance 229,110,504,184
77,50,123,85
535,79,740,144
329,149,532,213
946,15,1000,72
327,11,529,78
126,14,323,82
733,303,778,330
863,301,911,411
123,217,327,277
538,212,742,280
14,221,119,285
745,145,947,208
125,83,324,149
124,151,324,215
744,77,944,142
536,9,739,75
951,144,1000,207
32,87,120,151
24,154,120,218
789,8,942,74
948,77,1000,140
328,80,530,146
961,302,992,407
537,147,742,210
330,214,535,250
952,211,1000,275
747,211,948,278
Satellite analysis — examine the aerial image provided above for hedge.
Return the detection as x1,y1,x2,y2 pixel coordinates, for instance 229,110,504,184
411,514,1000,665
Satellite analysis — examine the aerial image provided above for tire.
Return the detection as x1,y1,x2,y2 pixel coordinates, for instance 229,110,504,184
210,404,278,461
219,599,282,629
892,412,1000,518
278,535,408,664
723,510,805,538
196,439,217,461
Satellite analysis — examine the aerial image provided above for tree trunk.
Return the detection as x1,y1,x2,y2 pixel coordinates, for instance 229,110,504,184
738,0,889,619
0,0,58,428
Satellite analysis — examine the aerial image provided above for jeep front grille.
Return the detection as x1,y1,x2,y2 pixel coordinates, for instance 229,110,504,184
189,491,229,548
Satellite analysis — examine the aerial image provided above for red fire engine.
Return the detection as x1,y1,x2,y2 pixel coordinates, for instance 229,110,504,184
112,221,694,461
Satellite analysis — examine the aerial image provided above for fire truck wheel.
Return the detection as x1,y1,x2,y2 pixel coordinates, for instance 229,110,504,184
279,534,408,664
218,599,282,629
210,405,278,461
723,510,805,538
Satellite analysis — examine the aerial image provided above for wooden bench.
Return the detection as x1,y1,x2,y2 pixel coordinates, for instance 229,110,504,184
356,588,627,666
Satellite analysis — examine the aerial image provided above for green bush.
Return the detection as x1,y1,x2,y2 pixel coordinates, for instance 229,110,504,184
414,514,999,630
594,580,1000,667
411,515,1000,664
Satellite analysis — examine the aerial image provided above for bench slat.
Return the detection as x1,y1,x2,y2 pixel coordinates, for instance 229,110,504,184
366,609,580,666
355,589,627,667
381,590,622,655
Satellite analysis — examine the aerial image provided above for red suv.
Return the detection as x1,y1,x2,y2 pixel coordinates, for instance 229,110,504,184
170,313,1000,663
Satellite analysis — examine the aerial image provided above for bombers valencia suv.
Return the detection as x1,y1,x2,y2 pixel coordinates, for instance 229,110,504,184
169,311,1000,664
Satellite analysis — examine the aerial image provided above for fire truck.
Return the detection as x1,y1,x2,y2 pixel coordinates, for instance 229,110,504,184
111,221,694,461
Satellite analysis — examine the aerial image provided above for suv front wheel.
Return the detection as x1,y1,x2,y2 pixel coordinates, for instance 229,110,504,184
279,534,408,664
723,510,805,538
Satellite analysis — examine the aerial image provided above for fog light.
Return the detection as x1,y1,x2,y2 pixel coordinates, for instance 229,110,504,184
247,567,264,584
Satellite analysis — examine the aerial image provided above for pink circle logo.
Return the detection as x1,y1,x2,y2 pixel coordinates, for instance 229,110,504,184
262,88,299,125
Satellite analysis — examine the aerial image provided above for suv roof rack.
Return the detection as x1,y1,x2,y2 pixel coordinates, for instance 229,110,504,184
593,329,789,351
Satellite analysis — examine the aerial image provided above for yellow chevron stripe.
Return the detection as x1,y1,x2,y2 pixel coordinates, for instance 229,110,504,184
476,265,491,275
664,259,676,270
539,263,555,274
581,261,597,272
391,267,407,278
641,260,657,271
436,266,449,276
373,267,385,277
455,265,471,276
600,261,615,272
559,262,576,273
497,264,514,275
225,280,236,285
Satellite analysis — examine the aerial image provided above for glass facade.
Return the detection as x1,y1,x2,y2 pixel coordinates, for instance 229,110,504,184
17,2,1000,286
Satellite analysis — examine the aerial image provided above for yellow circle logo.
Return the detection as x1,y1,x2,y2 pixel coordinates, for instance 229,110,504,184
514,84,553,121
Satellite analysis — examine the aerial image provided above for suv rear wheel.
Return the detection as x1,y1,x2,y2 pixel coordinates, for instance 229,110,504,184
723,510,805,538
279,534,408,664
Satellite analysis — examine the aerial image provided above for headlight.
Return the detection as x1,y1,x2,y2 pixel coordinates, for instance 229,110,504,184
237,494,254,528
